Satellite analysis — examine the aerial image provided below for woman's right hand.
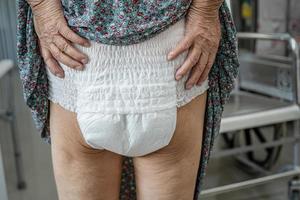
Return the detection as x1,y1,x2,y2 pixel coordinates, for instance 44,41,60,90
28,0,91,78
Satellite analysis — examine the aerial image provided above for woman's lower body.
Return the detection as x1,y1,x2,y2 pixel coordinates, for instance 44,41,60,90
47,16,209,199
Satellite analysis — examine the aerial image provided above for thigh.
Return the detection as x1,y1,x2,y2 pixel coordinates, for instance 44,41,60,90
49,100,123,200
133,90,207,200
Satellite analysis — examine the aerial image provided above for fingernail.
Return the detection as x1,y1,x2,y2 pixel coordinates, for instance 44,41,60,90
167,52,174,60
76,65,83,70
84,42,91,47
81,58,88,64
186,84,193,89
55,73,64,78
176,74,182,80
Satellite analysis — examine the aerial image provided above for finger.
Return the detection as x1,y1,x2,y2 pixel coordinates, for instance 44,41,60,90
53,34,89,64
186,52,209,89
49,42,84,70
184,65,200,90
59,22,90,47
167,35,193,61
41,46,65,78
175,45,201,80
197,52,215,85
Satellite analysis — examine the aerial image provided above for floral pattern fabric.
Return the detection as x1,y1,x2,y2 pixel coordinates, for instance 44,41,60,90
61,0,193,45
16,0,239,199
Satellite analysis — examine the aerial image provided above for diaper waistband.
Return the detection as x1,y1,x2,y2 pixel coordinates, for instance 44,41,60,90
55,17,188,114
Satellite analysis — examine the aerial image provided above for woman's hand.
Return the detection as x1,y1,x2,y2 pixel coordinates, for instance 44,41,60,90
167,0,223,90
28,0,91,78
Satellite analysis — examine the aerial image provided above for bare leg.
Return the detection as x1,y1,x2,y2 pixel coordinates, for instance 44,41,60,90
49,101,123,200
133,90,207,200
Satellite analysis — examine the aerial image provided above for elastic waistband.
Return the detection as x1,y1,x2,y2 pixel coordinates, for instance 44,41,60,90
73,17,186,54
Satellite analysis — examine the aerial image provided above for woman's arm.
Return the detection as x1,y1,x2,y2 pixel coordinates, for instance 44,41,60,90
188,0,223,21
167,0,224,89
26,0,91,78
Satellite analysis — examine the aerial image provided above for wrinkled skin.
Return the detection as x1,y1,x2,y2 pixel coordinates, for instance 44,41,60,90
167,0,223,89
29,0,91,78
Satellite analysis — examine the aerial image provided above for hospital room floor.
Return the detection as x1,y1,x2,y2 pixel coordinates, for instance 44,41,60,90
203,136,294,200
0,69,298,200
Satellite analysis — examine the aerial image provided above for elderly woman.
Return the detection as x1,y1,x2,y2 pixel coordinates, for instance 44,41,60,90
16,0,239,199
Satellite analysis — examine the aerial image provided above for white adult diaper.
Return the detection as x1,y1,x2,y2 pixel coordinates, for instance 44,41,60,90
46,17,210,157
76,107,177,157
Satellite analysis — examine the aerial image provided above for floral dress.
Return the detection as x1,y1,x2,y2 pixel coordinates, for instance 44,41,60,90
16,0,239,199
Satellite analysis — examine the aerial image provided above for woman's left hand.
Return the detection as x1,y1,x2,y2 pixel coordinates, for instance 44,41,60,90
167,1,222,90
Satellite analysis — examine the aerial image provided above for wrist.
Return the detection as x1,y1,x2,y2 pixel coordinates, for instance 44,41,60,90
27,0,63,18
189,0,223,21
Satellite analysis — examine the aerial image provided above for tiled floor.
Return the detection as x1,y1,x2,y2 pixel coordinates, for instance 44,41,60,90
0,68,299,200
